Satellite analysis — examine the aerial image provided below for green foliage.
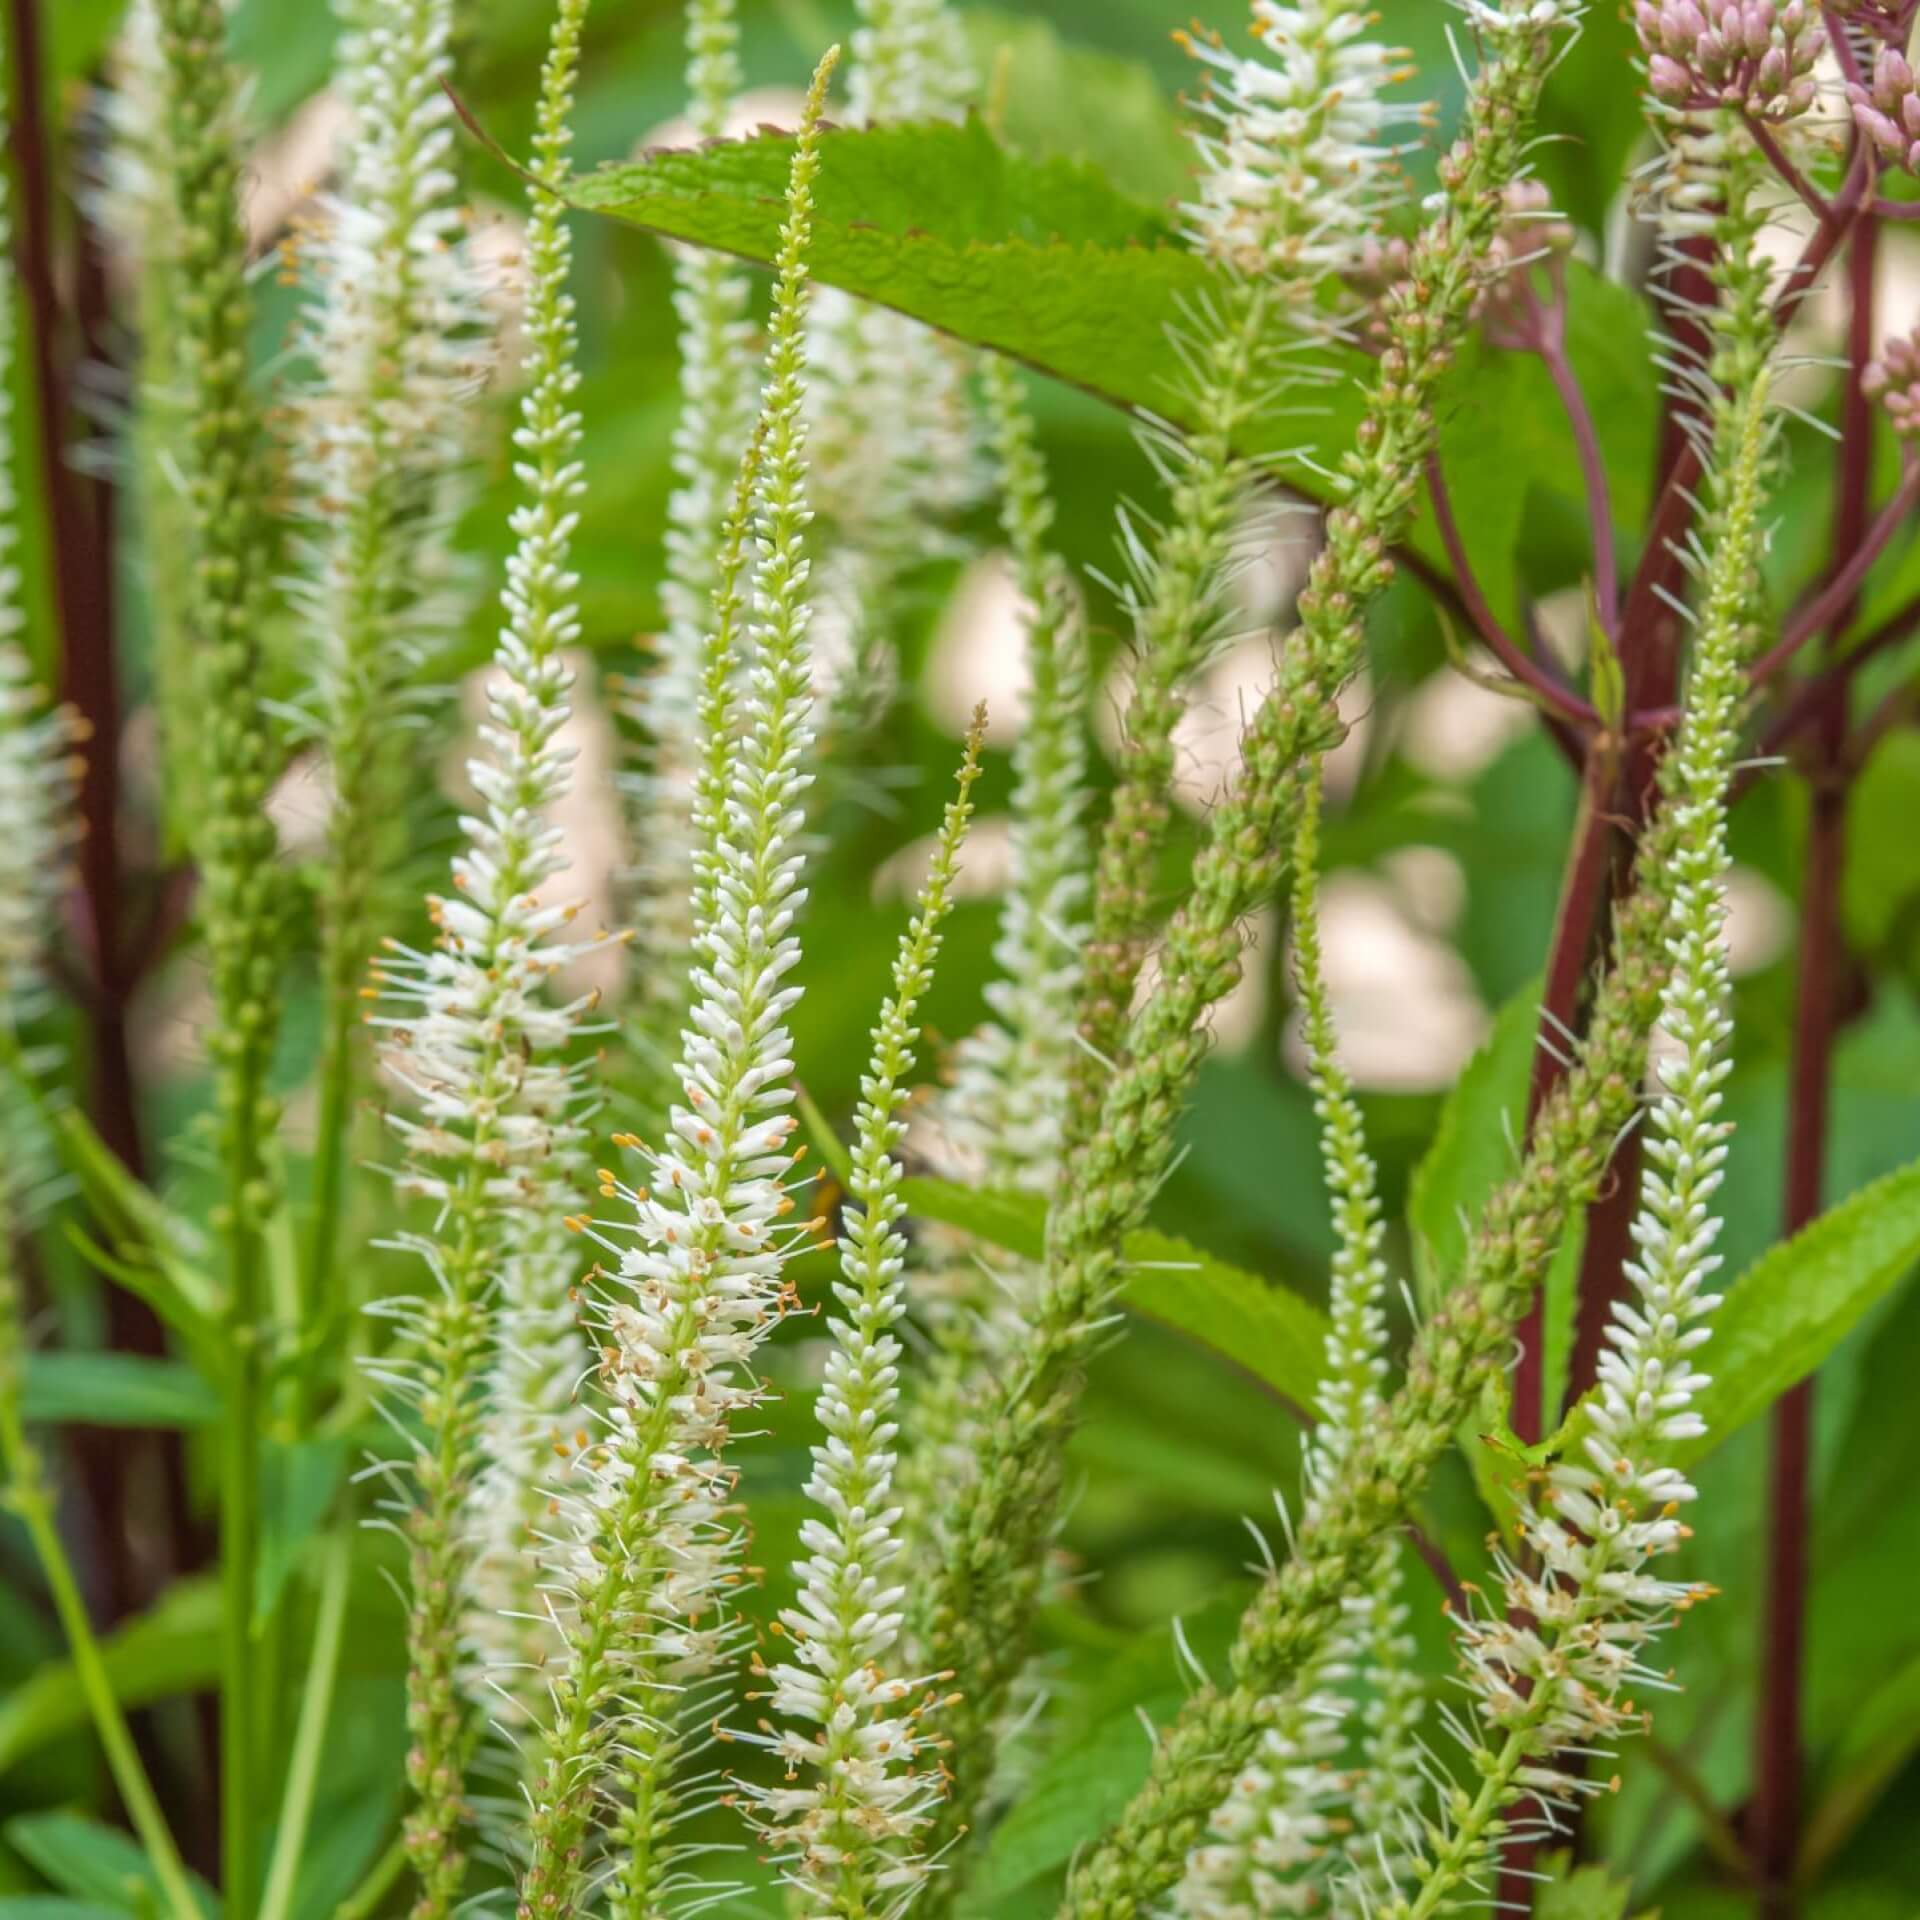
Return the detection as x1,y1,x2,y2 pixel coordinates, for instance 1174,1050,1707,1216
567,122,1659,613
17,1354,215,1429
904,1176,1331,1412
1677,1157,1920,1467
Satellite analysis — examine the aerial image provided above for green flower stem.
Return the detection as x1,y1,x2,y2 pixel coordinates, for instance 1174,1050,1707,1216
1058,834,1676,1917
257,1526,354,1920
0,1207,200,1920
916,18,1576,1889
1060,274,1271,1157
150,3,285,1907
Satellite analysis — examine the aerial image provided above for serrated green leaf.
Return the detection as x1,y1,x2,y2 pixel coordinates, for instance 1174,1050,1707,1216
1684,1158,1920,1465
1535,1850,1658,1920
567,121,1657,614
19,1353,218,1430
901,1177,1330,1413
0,1580,220,1775
1552,1158,1920,1474
2,1815,217,1919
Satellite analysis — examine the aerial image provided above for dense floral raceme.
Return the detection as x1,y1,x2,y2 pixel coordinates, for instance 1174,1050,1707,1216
1183,1,1427,285
1171,782,1421,1919
361,0,603,1904
10,0,1916,1913
745,721,983,1913
513,55,838,1918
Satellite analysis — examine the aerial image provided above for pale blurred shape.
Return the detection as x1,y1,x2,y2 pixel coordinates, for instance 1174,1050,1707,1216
266,746,335,859
926,552,1036,737
245,89,351,251
1725,865,1793,978
1383,845,1468,934
872,814,1015,905
1283,873,1488,1092
643,87,812,153
1400,666,1533,781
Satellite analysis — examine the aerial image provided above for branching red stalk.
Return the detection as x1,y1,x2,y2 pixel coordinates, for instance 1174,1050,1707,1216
1424,455,1597,734
1752,460,1920,683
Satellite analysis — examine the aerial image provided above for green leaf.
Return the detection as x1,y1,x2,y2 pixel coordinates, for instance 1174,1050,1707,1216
901,1177,1330,1413
1843,732,1920,957
567,122,1656,613
958,1591,1249,1910
1551,1157,1920,1474
1801,1645,1920,1883
0,1903,134,1920
18,1354,218,1430
1683,1157,1920,1466
1408,978,1542,1314
2,1815,217,1919
254,1441,347,1628
0,1579,221,1775
961,8,1191,205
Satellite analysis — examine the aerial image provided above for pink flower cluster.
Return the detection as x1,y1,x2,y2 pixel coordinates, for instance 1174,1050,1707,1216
1635,0,1823,120
1849,47,1920,175
1866,327,1920,437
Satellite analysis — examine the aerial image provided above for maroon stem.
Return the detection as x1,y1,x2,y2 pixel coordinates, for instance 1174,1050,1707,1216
1537,308,1620,632
1755,592,1920,764
1752,204,1880,1920
1424,456,1596,733
1752,460,1920,684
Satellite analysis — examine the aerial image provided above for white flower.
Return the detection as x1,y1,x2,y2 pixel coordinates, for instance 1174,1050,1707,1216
366,0,602,1723
1185,2,1427,286
294,0,486,769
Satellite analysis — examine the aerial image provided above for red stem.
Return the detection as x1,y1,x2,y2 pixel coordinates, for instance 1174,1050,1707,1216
1752,460,1920,684
1424,455,1597,733
1538,319,1620,634
1752,203,1880,1920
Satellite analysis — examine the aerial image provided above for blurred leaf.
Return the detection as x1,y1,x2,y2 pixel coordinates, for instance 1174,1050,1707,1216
2,1815,216,1918
18,1354,217,1430
1408,976,1541,1314
1801,1647,1920,1883
0,1904,130,1920
1406,972,1582,1408
254,1441,347,1628
1843,732,1920,956
0,1581,220,1775
45,0,127,93
903,1178,1330,1412
961,9,1189,205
